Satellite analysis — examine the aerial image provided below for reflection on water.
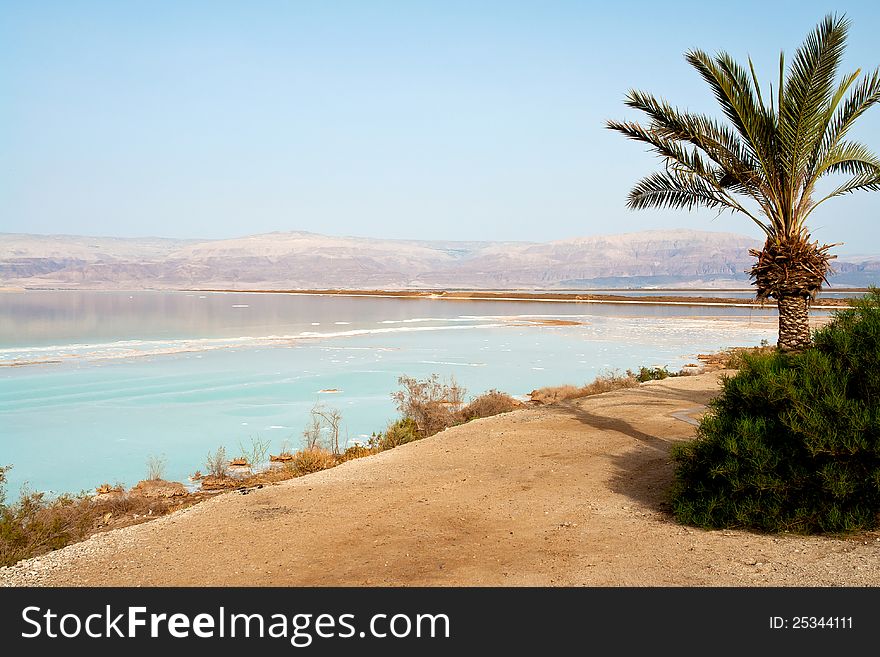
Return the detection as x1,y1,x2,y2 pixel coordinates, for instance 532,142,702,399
1,289,788,351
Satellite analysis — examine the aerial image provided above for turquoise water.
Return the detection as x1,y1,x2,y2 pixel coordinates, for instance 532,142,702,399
0,290,784,496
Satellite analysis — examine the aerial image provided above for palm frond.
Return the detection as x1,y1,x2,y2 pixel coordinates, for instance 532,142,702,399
812,170,880,207
812,67,880,171
684,49,783,214
606,119,717,178
779,14,849,229
622,90,757,169
627,170,770,233
608,12,879,263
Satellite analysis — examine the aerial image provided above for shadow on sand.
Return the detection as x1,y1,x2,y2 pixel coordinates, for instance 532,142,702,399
551,388,713,516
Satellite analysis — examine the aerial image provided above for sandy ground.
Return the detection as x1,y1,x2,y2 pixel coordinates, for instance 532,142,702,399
2,371,878,587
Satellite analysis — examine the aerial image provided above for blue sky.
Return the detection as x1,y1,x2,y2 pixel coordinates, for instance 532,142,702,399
2,1,878,253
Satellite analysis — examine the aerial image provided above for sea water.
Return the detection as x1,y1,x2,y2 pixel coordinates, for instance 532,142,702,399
0,290,786,495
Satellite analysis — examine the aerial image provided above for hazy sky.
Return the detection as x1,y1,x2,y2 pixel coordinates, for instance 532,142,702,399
2,1,879,253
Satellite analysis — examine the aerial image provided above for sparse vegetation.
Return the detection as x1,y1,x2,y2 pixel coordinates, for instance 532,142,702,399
291,447,337,475
205,446,229,479
339,443,377,462
0,351,756,568
302,404,344,455
629,366,679,382
392,374,466,438
237,435,271,469
388,375,520,440
0,465,194,567
1,489,99,567
697,342,793,371
378,418,420,450
0,465,8,506
458,389,520,422
145,454,167,481
671,289,880,533
530,372,638,405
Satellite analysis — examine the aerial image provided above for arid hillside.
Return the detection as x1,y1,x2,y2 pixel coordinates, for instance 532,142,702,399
3,228,877,290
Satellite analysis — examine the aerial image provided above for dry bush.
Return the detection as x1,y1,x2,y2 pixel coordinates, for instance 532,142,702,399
270,439,296,463
392,374,466,437
0,465,206,566
388,376,520,438
529,384,582,405
459,390,521,421
145,454,167,481
339,444,377,462
530,372,638,405
292,447,337,475
420,401,460,437
302,404,344,455
237,436,271,468
0,485,179,567
302,413,324,450
205,446,229,478
93,492,173,520
95,483,124,495
0,490,96,566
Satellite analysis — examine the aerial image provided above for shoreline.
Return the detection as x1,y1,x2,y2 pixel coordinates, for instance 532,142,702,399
187,287,854,309
4,370,878,587
9,285,862,309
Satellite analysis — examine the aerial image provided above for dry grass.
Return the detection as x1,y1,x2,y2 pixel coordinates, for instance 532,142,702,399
459,390,521,421
697,345,777,371
338,444,378,462
290,447,337,475
529,373,638,405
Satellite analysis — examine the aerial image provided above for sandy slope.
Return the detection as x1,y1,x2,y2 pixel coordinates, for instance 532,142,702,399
2,371,878,587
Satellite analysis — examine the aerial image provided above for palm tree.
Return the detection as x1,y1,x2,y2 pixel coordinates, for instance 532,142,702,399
607,14,880,351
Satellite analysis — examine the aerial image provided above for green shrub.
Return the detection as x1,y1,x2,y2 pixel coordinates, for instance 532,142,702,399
670,288,880,533
629,366,675,382
0,488,96,567
379,418,420,450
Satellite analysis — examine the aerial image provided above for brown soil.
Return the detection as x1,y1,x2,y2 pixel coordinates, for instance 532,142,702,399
129,479,189,499
3,371,878,587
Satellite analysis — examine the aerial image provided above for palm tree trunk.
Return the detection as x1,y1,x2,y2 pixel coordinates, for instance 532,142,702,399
776,295,811,351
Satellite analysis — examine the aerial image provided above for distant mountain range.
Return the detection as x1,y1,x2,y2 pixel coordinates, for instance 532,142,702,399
1,229,877,290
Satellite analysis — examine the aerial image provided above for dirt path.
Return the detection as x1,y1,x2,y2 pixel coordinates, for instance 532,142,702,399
3,371,878,586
